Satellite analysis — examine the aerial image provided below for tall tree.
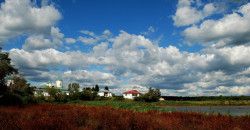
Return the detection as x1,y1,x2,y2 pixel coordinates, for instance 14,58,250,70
94,84,99,92
104,86,109,91
10,75,29,91
68,82,80,100
46,87,62,102
68,83,80,93
0,47,18,94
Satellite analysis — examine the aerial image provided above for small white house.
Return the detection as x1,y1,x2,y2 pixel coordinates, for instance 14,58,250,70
123,90,142,99
98,90,112,97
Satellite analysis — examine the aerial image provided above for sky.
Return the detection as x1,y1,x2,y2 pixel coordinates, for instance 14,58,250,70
1,0,250,96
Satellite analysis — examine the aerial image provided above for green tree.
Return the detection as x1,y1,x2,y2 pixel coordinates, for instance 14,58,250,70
68,83,80,93
134,87,161,102
104,86,109,91
149,87,161,97
80,89,94,101
10,76,30,92
0,75,37,106
94,84,99,92
0,47,18,94
68,83,80,100
36,90,45,101
46,87,62,102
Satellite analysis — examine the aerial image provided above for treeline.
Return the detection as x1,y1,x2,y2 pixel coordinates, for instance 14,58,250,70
162,95,250,101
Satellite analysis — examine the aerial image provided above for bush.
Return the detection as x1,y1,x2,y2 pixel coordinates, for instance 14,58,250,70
0,93,24,106
80,89,95,101
134,93,159,102
134,95,144,102
0,104,249,129
134,87,161,102
94,96,112,101
22,95,37,105
114,96,125,101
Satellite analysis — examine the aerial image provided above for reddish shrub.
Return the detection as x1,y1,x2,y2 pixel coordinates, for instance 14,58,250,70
0,104,249,130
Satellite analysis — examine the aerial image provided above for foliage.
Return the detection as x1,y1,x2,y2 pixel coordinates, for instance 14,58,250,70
0,48,37,106
0,93,24,106
36,90,46,101
46,87,66,102
135,87,161,102
0,75,37,106
94,96,112,101
80,89,95,101
68,83,80,93
104,86,109,91
0,47,18,94
68,82,80,100
114,96,125,101
0,104,249,129
0,91,37,106
10,76,30,92
93,84,99,92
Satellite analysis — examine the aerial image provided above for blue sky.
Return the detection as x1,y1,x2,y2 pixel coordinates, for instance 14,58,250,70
1,0,250,96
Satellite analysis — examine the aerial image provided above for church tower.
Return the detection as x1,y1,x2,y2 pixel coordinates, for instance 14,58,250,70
47,81,52,88
56,78,63,88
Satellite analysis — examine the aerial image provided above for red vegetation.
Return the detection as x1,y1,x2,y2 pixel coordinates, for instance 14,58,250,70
0,104,249,130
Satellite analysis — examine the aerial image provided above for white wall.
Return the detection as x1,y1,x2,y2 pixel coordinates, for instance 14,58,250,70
7,80,13,87
56,80,62,88
98,92,112,97
123,93,141,99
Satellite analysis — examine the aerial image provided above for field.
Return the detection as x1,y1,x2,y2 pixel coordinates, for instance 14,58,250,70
67,100,250,109
0,103,249,130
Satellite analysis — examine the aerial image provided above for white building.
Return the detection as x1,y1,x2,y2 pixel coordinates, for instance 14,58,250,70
36,78,69,96
98,90,112,97
46,81,52,87
56,78,63,88
123,89,142,99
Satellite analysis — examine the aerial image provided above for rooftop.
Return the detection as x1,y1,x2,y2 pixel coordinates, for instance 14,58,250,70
56,78,62,81
123,90,142,94
8,76,14,80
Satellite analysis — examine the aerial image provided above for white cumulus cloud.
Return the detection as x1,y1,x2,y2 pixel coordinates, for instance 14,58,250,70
183,2,250,46
0,0,61,44
173,0,218,26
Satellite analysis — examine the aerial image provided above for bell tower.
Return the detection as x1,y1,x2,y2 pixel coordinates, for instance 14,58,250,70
56,77,63,88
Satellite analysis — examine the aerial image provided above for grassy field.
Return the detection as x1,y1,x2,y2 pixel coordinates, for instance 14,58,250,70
0,103,249,130
66,100,250,109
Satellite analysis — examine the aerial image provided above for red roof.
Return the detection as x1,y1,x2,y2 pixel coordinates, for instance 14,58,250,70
123,90,142,94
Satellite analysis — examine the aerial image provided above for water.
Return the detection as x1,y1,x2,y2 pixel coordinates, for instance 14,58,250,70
153,106,250,116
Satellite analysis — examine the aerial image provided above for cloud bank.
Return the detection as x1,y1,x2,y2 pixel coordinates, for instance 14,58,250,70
1,0,249,96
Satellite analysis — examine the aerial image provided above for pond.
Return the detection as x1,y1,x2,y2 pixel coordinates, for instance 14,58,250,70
151,106,250,116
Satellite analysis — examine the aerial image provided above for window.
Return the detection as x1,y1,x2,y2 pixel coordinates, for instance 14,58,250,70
132,93,137,96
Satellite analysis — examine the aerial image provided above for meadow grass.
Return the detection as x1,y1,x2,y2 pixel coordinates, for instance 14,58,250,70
67,99,250,108
65,99,250,115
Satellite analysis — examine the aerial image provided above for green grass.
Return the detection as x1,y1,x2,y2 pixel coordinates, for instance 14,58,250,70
65,100,250,112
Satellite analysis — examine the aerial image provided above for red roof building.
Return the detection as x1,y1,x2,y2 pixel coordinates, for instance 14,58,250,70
123,90,142,99
123,90,142,94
